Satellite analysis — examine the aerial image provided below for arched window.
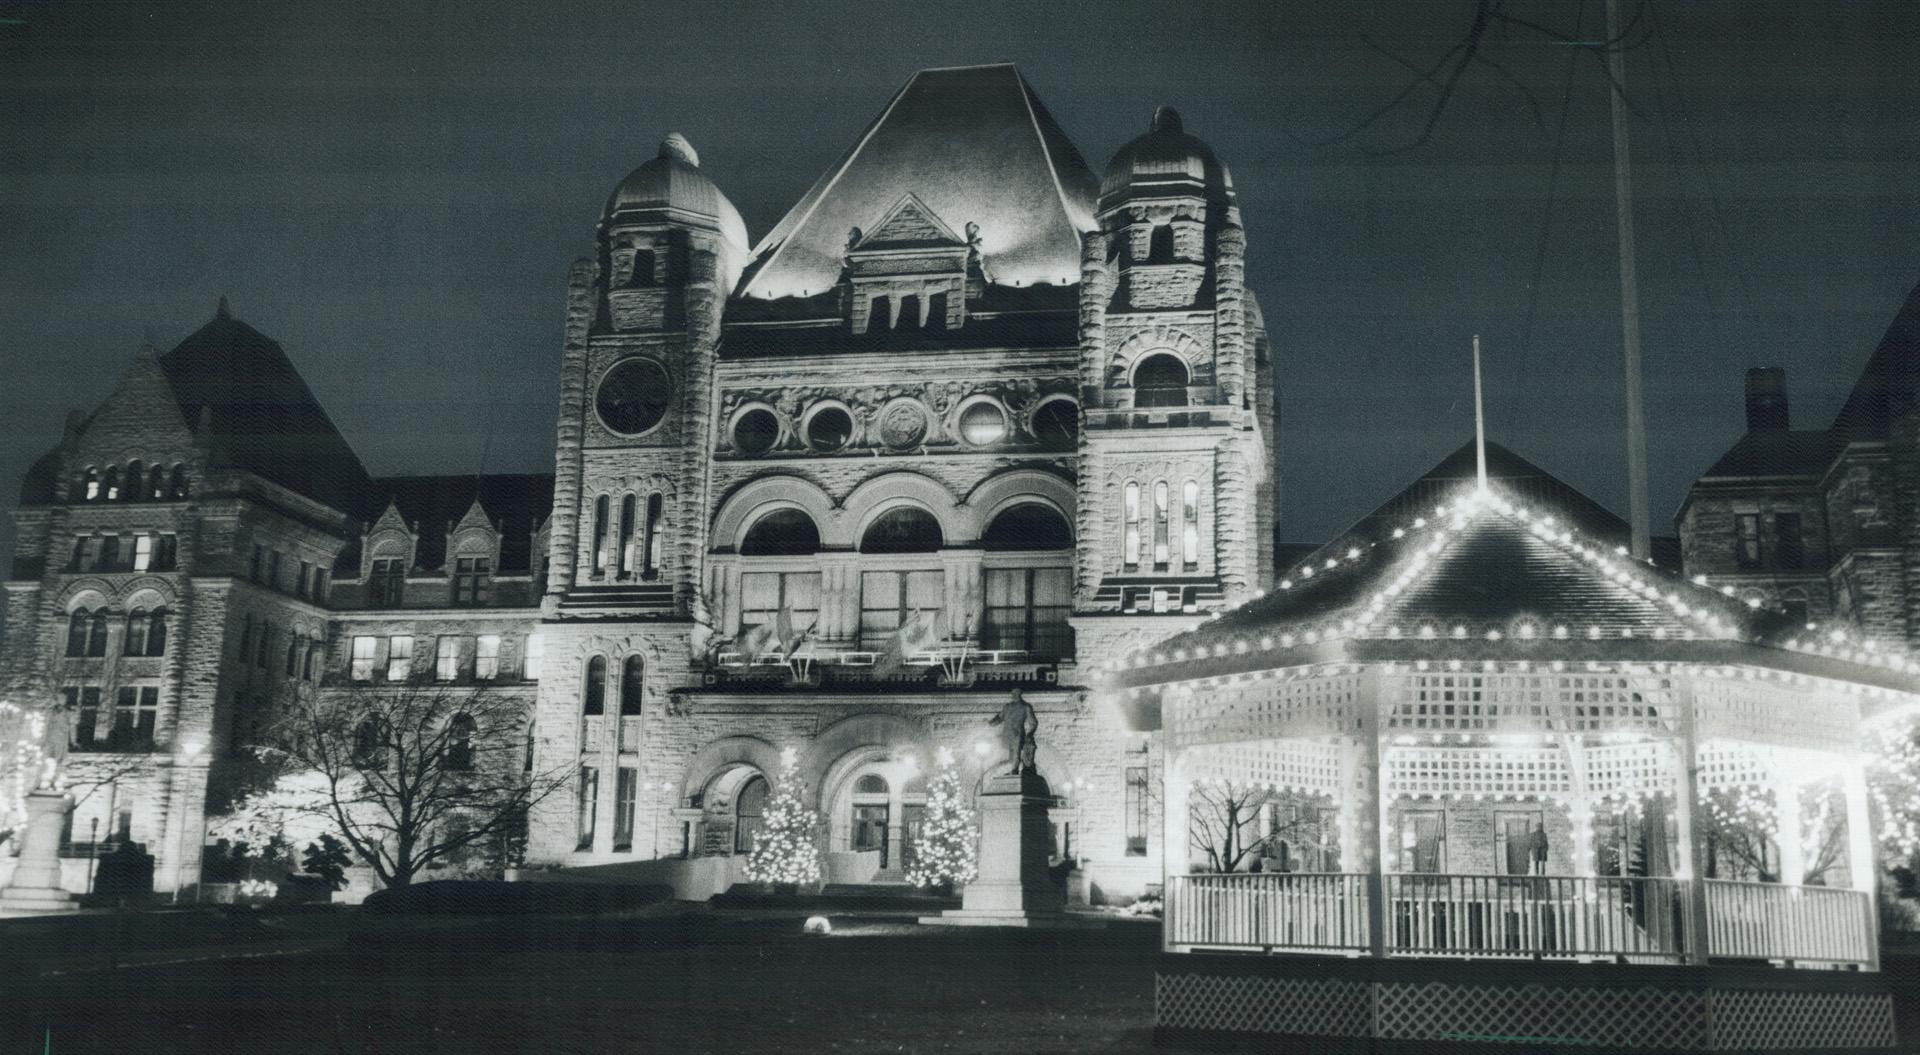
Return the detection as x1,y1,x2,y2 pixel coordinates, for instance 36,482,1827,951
125,609,149,656
66,609,89,657
169,464,188,498
618,494,637,576
103,466,120,501
1182,481,1200,566
125,461,144,501
734,774,768,854
1123,483,1142,570
81,468,100,501
629,248,656,287
302,638,318,680
861,506,943,554
444,713,476,771
855,773,889,795
1152,481,1171,566
352,716,390,768
1147,223,1175,264
149,464,167,500
1032,399,1078,450
592,495,610,573
147,609,168,657
619,655,644,716
583,656,606,716
644,493,664,578
982,503,1073,551
285,635,300,676
1134,354,1190,408
87,609,109,657
741,508,821,556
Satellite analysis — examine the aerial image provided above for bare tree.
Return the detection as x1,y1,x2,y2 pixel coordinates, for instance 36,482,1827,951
248,681,570,889
1188,781,1273,874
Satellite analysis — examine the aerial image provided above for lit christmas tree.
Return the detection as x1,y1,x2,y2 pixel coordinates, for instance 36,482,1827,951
745,746,822,887
905,746,977,891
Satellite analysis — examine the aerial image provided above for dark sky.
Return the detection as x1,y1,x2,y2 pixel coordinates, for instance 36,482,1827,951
4,0,1919,562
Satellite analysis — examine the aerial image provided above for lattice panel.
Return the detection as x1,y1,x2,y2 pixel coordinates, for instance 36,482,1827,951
1184,739,1344,794
1708,988,1896,1051
1374,982,1709,1049
1586,740,1675,799
1384,673,1672,735
1693,676,1858,753
1167,672,1363,749
1387,746,1570,798
1156,971,1371,1037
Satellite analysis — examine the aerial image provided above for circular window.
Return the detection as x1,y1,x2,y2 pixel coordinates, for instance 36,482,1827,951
806,406,854,451
595,359,672,435
958,401,1008,446
733,408,779,455
878,402,928,449
1032,399,1079,450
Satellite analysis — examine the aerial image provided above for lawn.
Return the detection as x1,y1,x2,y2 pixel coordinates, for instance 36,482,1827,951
4,910,1160,1054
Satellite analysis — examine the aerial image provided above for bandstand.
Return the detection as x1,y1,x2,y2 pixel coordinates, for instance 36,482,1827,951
1105,484,1908,1053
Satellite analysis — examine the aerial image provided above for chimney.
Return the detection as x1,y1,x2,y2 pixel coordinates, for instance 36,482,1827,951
1744,367,1789,430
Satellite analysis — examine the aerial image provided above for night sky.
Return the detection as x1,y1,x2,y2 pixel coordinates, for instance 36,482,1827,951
4,1,1918,566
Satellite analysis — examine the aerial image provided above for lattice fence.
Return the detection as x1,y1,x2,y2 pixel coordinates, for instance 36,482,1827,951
1374,982,1708,1049
1156,971,1371,1037
1708,987,1896,1050
1386,745,1571,799
1384,673,1673,736
1185,738,1344,794
1693,676,1858,753
1167,671,1363,748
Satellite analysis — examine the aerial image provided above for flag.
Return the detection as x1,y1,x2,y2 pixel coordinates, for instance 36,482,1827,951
730,619,779,664
778,613,817,663
873,609,942,680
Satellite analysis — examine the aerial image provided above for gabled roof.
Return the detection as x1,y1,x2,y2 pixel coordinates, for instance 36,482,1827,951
853,193,965,251
735,64,1098,300
355,473,554,573
158,303,373,514
1698,428,1841,480
1833,279,1920,439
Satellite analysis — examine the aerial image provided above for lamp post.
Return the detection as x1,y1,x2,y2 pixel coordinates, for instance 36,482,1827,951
172,740,204,904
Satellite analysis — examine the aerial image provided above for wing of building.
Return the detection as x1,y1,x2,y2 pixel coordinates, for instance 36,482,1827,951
1,65,1273,903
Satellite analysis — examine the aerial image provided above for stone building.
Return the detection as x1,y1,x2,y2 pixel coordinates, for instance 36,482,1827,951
1,64,1272,903
1678,281,1920,647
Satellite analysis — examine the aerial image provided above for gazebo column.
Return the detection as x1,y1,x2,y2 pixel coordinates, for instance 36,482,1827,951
1771,765,1805,886
1670,676,1712,964
1841,762,1881,971
1351,670,1389,958
1163,748,1189,883
1562,734,1594,878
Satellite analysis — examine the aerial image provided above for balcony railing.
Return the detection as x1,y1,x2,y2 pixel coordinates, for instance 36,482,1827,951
1386,873,1689,962
1166,873,1370,953
1166,872,1876,970
1705,879,1876,967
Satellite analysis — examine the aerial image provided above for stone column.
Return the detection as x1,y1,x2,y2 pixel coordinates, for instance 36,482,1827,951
0,791,76,913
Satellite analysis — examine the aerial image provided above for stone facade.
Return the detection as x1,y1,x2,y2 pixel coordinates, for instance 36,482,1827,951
0,66,1274,903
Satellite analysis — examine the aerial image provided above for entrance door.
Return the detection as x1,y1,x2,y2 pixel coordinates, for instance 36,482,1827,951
901,803,927,870
853,804,891,868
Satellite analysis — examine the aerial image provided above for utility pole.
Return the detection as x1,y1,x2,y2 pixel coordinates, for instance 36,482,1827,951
1607,0,1652,560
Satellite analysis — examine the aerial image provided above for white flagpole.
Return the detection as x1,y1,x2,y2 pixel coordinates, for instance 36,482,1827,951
1607,0,1652,560
1473,334,1488,491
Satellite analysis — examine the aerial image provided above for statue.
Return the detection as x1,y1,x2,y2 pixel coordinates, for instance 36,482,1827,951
37,697,71,789
987,688,1039,776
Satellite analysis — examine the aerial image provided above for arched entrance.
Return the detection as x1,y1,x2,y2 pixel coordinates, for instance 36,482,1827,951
822,749,928,882
697,764,768,859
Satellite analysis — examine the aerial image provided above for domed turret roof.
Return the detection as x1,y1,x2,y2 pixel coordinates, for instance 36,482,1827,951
1099,106,1233,209
602,133,751,257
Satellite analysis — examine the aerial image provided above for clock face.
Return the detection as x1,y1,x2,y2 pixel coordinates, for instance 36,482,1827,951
595,358,672,436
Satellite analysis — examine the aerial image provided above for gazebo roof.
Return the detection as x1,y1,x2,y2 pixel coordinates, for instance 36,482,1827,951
1104,481,1920,697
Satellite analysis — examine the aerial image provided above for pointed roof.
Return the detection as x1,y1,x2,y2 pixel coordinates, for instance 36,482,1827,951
853,193,966,251
158,305,373,513
1833,278,1920,439
359,473,554,572
1109,484,1802,690
736,64,1098,300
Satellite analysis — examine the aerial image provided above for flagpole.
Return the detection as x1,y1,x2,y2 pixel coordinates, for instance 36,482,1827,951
1472,334,1488,491
1606,0,1652,560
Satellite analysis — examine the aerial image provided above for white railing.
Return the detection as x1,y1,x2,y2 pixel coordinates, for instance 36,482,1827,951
1704,880,1874,966
1165,873,1370,953
1385,873,1689,962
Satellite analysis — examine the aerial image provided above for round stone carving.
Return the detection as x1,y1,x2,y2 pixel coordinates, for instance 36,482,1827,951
595,358,672,436
879,402,928,449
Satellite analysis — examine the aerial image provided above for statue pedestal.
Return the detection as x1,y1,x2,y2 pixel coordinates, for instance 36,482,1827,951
1,790,77,915
921,771,1101,930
